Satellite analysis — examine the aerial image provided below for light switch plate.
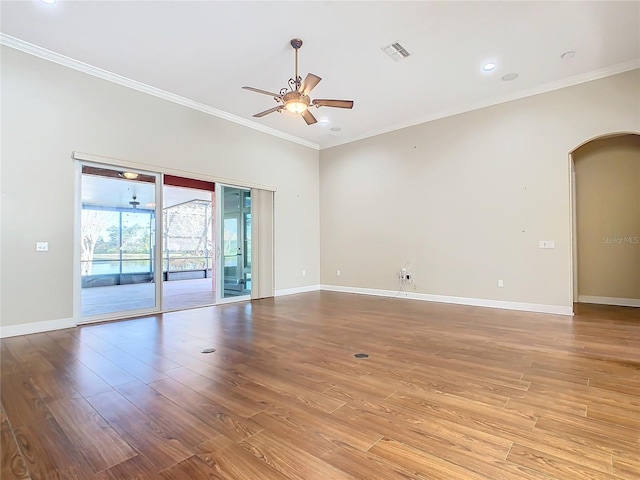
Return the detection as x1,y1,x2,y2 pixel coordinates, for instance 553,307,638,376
36,241,49,252
539,240,555,249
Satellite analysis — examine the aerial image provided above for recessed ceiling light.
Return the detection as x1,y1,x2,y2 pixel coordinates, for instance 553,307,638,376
41,0,56,4
482,63,496,72
330,127,341,132
561,50,576,60
319,118,329,125
502,72,519,82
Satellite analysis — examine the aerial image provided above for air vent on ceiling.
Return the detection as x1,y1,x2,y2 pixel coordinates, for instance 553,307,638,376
382,42,411,61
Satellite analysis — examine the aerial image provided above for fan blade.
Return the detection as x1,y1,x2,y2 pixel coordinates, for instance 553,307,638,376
243,86,282,99
312,99,354,109
300,74,321,95
253,106,283,118
302,109,317,125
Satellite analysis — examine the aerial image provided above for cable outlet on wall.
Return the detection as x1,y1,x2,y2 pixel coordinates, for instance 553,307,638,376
399,268,413,282
498,279,504,287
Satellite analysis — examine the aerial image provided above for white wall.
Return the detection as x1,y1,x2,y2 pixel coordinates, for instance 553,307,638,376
319,70,640,312
0,46,320,329
2,45,638,332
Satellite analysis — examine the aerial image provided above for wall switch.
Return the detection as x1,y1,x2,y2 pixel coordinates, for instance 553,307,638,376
336,270,341,276
36,241,49,252
302,270,306,276
498,279,504,287
539,240,555,249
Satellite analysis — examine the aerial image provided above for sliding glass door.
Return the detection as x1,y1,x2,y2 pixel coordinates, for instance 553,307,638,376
219,185,252,300
76,161,271,319
79,164,161,320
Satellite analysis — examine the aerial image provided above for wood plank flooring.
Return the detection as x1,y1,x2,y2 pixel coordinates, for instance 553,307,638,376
1,292,639,479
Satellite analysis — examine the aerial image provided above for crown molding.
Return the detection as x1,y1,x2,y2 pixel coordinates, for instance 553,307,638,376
3,33,637,152
323,60,640,150
0,34,320,151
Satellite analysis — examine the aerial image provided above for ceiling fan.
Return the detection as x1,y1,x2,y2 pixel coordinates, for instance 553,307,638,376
243,38,354,125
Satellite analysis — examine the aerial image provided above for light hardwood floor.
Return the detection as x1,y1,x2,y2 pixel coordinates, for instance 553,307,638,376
1,292,639,479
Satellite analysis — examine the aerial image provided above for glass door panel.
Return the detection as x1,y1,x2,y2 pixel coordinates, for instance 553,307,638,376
220,186,251,299
162,184,215,311
80,165,159,319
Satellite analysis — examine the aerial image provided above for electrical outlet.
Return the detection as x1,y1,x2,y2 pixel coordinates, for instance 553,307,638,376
498,279,504,287
302,270,306,276
36,242,49,252
336,270,341,276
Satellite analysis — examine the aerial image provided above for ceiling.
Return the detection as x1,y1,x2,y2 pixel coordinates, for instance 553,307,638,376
83,174,212,210
1,1,638,150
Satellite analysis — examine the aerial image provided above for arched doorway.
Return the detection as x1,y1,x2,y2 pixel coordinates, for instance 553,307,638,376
570,133,640,307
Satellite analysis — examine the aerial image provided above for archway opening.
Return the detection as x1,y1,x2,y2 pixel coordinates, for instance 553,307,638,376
570,133,640,307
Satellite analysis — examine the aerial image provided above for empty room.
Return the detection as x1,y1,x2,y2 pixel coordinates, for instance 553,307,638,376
1,1,639,479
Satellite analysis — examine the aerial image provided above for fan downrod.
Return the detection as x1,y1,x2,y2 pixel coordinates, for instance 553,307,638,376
290,38,303,50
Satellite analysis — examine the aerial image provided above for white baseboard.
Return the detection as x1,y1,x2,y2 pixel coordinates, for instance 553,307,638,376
275,285,321,297
0,317,76,338
320,285,574,316
578,295,640,307
0,285,574,338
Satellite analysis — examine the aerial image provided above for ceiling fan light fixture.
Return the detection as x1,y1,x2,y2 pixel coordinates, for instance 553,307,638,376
283,91,310,114
285,101,308,114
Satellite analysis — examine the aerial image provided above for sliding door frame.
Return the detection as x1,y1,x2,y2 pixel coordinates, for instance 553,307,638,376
216,183,252,305
72,151,276,322
74,159,163,324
